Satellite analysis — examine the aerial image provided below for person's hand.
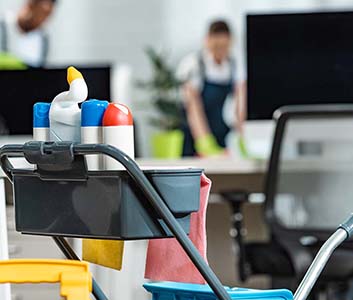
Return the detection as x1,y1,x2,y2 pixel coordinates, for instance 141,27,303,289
237,135,249,158
195,134,225,157
236,135,261,160
235,119,244,136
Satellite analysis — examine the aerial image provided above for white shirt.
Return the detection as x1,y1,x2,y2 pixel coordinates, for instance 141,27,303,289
1,12,46,67
176,49,240,91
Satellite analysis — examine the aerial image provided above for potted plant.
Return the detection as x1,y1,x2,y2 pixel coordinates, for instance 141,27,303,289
137,47,184,158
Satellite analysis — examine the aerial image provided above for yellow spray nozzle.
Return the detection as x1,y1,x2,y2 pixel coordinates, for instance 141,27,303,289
67,66,83,84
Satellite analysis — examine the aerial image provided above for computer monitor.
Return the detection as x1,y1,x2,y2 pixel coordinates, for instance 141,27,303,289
0,66,110,135
247,11,353,120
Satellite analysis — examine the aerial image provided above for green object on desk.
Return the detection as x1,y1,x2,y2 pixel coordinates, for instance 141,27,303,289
237,136,263,160
195,134,224,157
0,53,27,70
238,136,250,158
152,130,184,158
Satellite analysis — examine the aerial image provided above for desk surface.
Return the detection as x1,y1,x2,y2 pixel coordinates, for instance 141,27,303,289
137,157,266,175
137,157,266,193
138,157,353,174
138,157,353,193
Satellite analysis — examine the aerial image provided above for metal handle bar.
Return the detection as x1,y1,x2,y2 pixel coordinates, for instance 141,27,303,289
294,214,353,300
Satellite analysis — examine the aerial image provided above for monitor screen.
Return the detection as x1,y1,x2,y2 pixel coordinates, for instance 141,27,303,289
247,11,353,120
0,66,110,134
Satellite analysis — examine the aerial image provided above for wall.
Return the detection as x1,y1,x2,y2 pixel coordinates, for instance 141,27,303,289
3,0,353,67
0,0,166,72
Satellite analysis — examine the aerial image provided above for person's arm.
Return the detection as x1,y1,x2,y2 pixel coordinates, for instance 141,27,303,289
234,80,250,157
183,82,210,139
182,83,224,156
234,80,247,136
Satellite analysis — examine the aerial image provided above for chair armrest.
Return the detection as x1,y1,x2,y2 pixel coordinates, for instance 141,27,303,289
279,239,313,279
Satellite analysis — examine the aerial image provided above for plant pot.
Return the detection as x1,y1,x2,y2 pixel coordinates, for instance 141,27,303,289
151,130,184,158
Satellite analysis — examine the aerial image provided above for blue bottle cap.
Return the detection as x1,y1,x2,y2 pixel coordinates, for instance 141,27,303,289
33,102,50,128
81,99,109,127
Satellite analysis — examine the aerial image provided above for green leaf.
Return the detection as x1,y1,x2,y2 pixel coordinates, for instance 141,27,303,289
137,46,185,130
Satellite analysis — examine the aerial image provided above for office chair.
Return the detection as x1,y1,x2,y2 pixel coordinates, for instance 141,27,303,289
223,104,353,297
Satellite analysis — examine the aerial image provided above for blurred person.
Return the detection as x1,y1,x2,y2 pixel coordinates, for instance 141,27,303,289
177,20,246,157
0,0,56,68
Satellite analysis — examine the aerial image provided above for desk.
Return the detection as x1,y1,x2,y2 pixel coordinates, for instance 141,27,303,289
138,157,350,192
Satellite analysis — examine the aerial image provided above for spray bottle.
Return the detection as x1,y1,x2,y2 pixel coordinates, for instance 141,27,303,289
33,102,50,141
102,103,134,169
49,66,88,142
81,99,108,170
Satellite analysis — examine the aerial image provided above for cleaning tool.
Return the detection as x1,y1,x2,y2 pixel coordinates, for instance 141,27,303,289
81,99,108,170
0,259,92,300
102,103,134,169
145,173,211,284
49,66,88,142
144,281,293,300
33,102,50,141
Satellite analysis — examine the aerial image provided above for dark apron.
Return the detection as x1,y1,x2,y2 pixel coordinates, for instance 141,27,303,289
182,55,235,156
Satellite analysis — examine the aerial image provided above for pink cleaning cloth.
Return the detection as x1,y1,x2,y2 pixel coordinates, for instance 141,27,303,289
144,173,211,284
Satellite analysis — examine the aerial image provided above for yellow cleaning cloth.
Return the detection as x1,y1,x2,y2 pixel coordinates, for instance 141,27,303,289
82,239,124,270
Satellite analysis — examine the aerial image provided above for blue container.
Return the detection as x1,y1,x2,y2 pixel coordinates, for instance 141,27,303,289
33,102,50,128
81,99,108,127
143,282,293,300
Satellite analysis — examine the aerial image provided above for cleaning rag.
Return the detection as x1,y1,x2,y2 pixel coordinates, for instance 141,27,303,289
82,239,124,270
144,173,211,284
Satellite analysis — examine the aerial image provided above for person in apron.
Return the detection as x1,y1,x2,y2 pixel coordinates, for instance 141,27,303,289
0,0,56,68
177,20,245,157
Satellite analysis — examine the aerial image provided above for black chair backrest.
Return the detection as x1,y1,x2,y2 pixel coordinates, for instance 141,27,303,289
264,104,353,242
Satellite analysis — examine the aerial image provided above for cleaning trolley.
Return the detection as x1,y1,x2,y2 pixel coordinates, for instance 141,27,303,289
1,66,353,300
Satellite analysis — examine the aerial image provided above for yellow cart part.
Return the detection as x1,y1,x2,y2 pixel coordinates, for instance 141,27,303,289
0,259,92,300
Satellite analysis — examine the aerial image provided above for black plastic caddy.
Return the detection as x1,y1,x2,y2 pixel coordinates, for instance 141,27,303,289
10,144,201,239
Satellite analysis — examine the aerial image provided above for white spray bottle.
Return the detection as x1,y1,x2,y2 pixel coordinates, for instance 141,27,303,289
49,66,88,142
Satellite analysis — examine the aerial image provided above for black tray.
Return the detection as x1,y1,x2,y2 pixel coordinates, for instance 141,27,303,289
12,168,201,240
